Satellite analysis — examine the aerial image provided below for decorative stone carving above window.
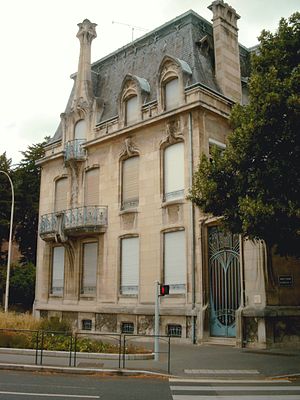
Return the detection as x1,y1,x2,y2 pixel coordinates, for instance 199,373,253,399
160,118,184,148
119,74,150,128
119,137,140,159
158,55,192,112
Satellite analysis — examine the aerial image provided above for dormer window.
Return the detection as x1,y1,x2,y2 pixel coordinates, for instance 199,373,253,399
74,119,87,140
164,78,179,110
126,96,138,125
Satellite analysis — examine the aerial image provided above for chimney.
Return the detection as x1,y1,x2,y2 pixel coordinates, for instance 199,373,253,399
72,19,97,110
208,1,242,103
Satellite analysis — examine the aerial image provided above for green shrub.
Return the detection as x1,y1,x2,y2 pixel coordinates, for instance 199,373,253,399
39,317,71,333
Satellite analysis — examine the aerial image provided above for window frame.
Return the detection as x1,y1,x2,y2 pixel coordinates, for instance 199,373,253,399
81,241,98,296
163,142,185,202
121,155,139,210
119,235,140,296
50,246,65,297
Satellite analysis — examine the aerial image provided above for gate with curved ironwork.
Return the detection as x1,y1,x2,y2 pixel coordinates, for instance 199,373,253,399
208,226,240,337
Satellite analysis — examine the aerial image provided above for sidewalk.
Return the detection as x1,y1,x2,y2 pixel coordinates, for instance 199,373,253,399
0,343,299,379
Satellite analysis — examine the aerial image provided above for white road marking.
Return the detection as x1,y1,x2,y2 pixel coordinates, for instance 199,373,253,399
172,397,300,400
0,391,100,398
169,379,290,383
184,369,260,374
171,385,300,391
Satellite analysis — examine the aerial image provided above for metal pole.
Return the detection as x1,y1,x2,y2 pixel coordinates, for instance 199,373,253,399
0,171,14,313
154,281,160,361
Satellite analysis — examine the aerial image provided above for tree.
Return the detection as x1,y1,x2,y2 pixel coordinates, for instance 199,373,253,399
14,139,48,264
189,13,300,258
0,152,13,264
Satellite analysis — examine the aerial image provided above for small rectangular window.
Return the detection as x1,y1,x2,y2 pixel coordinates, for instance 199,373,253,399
82,242,98,295
120,237,139,295
55,178,68,212
122,156,139,209
126,96,138,125
164,231,186,294
51,247,64,296
82,319,92,330
164,142,184,201
121,322,134,334
167,324,182,337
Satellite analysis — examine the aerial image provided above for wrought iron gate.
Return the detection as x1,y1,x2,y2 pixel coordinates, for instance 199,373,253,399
208,226,240,337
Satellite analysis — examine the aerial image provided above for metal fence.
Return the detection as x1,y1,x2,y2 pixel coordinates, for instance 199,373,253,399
0,329,172,373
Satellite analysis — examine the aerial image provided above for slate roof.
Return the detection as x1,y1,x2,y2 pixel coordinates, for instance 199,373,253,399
49,10,250,144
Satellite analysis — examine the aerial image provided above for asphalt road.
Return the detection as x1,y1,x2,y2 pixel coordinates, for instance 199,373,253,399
0,370,172,400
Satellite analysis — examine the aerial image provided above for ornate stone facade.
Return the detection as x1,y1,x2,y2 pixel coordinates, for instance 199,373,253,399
35,2,300,348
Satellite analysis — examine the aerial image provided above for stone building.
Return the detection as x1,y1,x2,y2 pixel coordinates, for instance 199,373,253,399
35,1,300,348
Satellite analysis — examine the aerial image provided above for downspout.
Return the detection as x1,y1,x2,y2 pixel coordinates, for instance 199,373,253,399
188,112,196,344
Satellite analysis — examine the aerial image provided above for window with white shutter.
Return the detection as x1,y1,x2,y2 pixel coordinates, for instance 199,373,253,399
122,156,139,209
51,246,65,296
126,96,138,125
82,242,98,295
120,237,139,295
74,119,87,140
85,168,99,206
55,178,68,212
164,230,186,294
164,142,184,201
165,78,179,110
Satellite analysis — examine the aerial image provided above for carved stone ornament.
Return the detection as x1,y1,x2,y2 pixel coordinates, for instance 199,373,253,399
160,119,183,147
119,138,139,158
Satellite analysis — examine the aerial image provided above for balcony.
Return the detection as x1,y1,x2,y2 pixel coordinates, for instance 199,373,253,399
64,139,86,162
39,206,108,241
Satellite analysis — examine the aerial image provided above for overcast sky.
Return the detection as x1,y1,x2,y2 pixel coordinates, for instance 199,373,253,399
1,0,299,164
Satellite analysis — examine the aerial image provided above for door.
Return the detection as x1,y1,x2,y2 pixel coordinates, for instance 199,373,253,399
208,226,240,337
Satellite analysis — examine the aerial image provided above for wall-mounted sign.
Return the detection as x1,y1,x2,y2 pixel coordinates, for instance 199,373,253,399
278,275,293,287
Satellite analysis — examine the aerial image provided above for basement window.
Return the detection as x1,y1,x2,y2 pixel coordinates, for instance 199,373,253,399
82,319,92,331
121,322,134,334
167,324,182,337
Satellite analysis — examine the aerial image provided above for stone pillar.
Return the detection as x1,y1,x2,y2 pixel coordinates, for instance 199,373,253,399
208,0,242,103
72,19,97,109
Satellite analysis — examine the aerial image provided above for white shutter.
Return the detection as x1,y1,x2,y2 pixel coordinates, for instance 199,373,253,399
82,242,98,295
164,231,186,294
165,78,179,110
74,119,87,140
122,157,139,209
126,96,138,125
85,168,99,206
52,247,64,295
121,237,139,295
55,178,68,211
164,142,184,201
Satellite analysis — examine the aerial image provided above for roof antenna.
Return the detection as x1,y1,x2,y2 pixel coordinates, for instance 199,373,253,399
112,21,148,42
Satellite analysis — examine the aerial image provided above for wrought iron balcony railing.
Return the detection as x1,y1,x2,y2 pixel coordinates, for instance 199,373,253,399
39,206,108,240
64,206,107,232
64,139,86,162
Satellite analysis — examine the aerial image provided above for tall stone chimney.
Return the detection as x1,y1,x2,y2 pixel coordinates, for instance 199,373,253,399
208,1,242,103
72,19,97,110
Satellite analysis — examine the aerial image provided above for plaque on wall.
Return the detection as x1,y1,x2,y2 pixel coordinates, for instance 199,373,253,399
278,275,293,287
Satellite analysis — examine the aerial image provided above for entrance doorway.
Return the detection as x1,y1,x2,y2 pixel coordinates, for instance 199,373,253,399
208,226,240,337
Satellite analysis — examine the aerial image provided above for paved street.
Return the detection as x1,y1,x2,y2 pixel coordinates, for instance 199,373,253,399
0,370,172,400
169,378,300,399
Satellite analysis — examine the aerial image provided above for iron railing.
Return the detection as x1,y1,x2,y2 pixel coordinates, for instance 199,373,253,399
64,139,86,162
64,206,107,231
39,206,108,237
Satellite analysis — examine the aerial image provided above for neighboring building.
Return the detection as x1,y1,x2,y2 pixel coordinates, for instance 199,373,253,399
35,1,300,348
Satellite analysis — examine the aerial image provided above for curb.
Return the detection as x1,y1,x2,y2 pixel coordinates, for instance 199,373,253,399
0,348,154,360
0,362,171,378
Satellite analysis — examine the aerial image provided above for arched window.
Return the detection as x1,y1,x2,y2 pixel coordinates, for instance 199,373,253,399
120,236,139,295
164,230,186,294
125,96,138,125
74,119,87,140
84,168,99,206
164,142,184,201
122,156,139,210
164,78,179,110
54,177,68,212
